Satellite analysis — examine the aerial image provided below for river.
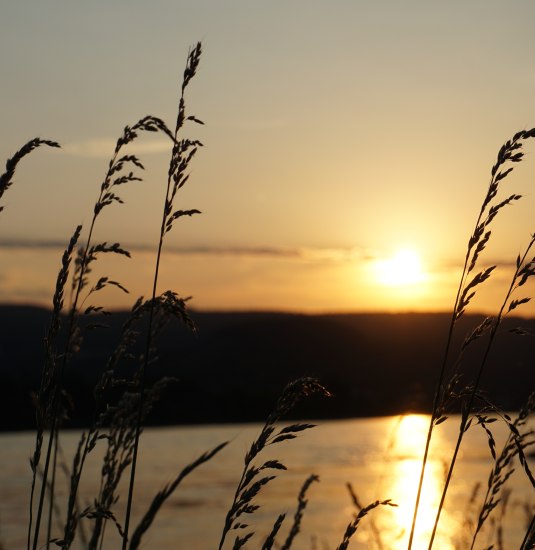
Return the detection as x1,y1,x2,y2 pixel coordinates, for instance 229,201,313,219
1,415,533,549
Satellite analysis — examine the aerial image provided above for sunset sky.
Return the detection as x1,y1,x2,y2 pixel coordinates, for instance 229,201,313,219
2,1,535,314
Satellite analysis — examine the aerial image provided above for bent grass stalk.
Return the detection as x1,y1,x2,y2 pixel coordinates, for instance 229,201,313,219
217,378,330,550
0,138,60,214
0,139,63,550
336,499,397,550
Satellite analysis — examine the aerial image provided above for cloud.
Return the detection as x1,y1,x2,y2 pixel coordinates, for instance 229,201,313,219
63,137,172,158
0,240,520,314
0,239,68,250
0,238,373,265
2,238,520,279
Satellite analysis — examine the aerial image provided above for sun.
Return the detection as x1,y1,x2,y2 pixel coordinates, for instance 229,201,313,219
375,248,427,286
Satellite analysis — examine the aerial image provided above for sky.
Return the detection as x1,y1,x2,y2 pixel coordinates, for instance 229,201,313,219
2,1,535,314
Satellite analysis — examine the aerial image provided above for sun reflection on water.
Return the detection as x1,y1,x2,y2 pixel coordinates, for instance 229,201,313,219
372,414,458,550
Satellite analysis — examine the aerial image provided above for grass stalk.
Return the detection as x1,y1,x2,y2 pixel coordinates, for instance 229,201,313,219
520,513,535,549
218,378,329,550
122,42,203,549
470,392,535,549
45,426,59,549
31,113,167,549
31,225,82,550
408,129,535,550
0,137,60,550
427,235,535,548
336,499,397,550
407,153,499,550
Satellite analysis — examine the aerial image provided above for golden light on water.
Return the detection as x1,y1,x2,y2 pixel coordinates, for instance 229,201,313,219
376,415,457,549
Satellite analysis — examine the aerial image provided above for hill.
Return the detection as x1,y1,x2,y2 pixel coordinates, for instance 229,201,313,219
0,306,533,430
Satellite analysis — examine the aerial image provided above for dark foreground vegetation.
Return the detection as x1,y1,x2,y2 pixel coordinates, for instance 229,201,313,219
1,307,534,430
1,42,534,549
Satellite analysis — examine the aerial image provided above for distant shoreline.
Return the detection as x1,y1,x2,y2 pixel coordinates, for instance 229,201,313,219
1,306,534,430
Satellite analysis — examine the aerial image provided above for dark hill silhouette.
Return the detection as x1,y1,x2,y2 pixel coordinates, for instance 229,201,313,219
0,305,533,430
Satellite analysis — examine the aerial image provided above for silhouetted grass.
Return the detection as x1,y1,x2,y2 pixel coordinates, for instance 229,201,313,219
408,129,535,550
1,42,534,550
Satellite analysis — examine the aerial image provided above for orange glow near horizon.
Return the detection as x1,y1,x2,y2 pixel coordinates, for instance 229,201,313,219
3,3,535,319
2,245,533,315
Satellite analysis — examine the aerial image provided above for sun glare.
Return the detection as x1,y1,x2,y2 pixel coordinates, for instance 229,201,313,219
377,415,457,549
375,248,427,286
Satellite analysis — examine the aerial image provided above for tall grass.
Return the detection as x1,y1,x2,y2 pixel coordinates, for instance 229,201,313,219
1,43,534,549
122,42,203,549
408,130,535,550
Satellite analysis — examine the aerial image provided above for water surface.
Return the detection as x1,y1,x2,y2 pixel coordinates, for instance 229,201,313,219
1,415,532,549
